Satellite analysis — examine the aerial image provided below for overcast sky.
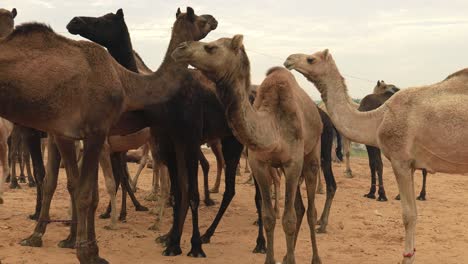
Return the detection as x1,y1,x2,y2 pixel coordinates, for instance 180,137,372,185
4,0,468,99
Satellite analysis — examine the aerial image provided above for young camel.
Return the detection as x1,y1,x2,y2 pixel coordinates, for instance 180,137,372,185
285,49,468,264
3,22,186,263
172,35,323,264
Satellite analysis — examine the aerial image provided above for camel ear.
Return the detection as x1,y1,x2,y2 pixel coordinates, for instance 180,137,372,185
116,9,124,19
11,8,17,18
322,49,330,60
187,7,195,22
377,80,381,86
231,34,244,51
176,8,181,18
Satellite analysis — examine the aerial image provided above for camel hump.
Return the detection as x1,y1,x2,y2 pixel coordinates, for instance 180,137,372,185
6,22,54,40
444,68,468,81
266,66,286,76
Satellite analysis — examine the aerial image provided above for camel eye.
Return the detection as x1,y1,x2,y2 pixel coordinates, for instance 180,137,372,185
307,58,315,64
204,45,216,53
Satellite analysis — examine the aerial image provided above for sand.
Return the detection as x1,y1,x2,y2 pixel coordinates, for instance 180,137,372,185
1,151,468,264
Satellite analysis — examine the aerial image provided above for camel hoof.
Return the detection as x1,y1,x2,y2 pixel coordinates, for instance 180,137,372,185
20,235,43,247
252,241,267,254
417,195,426,201
136,205,149,212
99,213,110,219
118,215,127,222
162,245,182,256
204,199,216,207
316,227,327,234
155,234,169,245
209,188,219,194
18,176,26,183
377,196,388,202
187,246,206,258
9,182,21,189
200,234,211,244
395,194,401,200
58,237,75,249
364,193,376,199
145,192,159,201
344,170,353,178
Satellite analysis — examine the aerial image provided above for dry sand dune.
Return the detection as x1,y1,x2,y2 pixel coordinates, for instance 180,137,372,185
1,150,468,264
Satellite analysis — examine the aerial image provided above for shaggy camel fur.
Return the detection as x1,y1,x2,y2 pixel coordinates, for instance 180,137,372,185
285,49,468,264
172,35,323,264
2,20,189,262
0,118,12,204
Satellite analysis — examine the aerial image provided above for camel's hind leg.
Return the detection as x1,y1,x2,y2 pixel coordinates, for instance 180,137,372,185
303,146,322,264
209,140,224,193
130,143,149,192
99,142,118,230
391,160,417,264
249,157,276,264
417,169,427,201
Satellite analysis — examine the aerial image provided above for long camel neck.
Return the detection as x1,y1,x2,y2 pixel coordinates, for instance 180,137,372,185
216,73,278,152
314,68,385,147
118,29,197,111
105,24,139,73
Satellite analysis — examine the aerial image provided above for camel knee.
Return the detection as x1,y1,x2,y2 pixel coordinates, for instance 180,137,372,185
282,212,297,235
263,214,276,231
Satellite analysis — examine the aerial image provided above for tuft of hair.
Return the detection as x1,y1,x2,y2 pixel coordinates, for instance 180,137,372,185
7,22,54,39
266,66,285,76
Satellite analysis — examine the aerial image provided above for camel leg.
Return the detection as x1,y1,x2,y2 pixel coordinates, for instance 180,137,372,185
334,128,343,162
316,167,324,194
199,149,214,206
5,136,11,183
392,160,417,264
293,185,305,248
272,169,281,219
120,154,148,212
75,134,107,263
374,148,387,202
417,169,427,201
9,143,20,189
209,140,224,193
342,137,352,178
145,140,160,201
250,157,276,264
20,136,61,248
100,153,121,220
54,137,80,249
186,143,206,258
200,136,243,244
99,143,118,230
252,177,267,254
148,165,169,231
130,143,149,192
364,145,377,199
316,130,337,233
282,162,303,264
244,148,251,173
119,177,127,222
27,131,46,220
18,146,26,183
303,148,322,264
0,139,8,204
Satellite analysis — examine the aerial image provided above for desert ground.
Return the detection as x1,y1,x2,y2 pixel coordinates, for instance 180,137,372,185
1,149,468,264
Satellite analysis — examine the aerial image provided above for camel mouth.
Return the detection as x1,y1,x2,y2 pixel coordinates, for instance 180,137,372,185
283,60,295,70
66,17,86,35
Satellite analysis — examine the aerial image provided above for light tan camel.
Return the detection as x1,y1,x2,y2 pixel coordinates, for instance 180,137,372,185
172,35,322,264
0,21,194,262
0,118,13,204
285,49,468,264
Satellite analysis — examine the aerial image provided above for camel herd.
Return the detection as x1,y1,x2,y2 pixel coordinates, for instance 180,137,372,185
0,6,467,264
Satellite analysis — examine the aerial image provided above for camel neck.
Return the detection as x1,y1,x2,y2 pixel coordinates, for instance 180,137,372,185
107,30,138,73
314,68,384,147
157,30,190,72
216,74,278,152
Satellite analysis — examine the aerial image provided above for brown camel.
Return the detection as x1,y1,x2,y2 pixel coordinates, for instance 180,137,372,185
285,49,468,264
0,17,193,261
172,35,323,264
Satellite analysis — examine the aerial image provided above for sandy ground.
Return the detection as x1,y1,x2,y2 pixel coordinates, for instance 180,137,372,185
1,150,468,264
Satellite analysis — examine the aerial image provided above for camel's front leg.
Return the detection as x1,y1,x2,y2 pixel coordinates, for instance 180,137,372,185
342,137,352,178
391,160,417,264
99,142,118,230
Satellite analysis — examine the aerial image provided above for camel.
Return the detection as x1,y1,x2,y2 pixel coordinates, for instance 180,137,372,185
0,118,13,204
172,35,323,264
0,11,206,260
284,49,468,264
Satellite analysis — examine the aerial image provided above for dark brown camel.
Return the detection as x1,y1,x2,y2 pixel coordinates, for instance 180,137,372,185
361,81,428,201
66,9,223,209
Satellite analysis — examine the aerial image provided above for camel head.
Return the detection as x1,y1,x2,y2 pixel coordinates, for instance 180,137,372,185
174,7,218,41
284,49,334,82
171,35,248,82
373,80,400,94
67,9,128,47
0,8,17,38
